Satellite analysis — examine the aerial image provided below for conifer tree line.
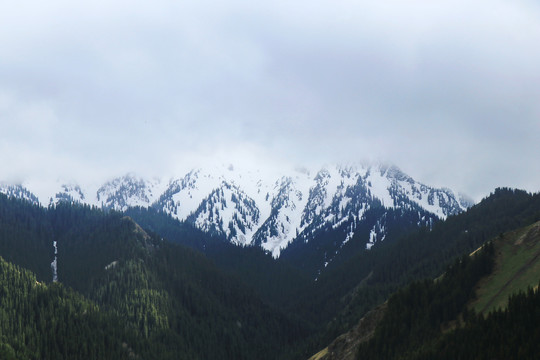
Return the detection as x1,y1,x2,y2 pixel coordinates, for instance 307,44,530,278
0,256,138,359
356,241,540,360
299,188,540,351
0,194,306,359
1,188,540,359
357,242,495,359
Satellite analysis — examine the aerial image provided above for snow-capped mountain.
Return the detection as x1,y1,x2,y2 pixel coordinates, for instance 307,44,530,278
1,164,473,258
96,175,166,211
0,183,40,205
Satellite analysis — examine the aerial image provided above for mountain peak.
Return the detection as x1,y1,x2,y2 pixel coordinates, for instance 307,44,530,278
1,162,472,257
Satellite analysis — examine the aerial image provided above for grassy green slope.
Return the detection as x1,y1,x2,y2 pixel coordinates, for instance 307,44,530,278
347,219,540,360
308,189,540,360
470,220,540,313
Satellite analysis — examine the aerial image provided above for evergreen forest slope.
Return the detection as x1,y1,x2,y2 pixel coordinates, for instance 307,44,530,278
353,234,540,360
0,256,144,360
310,190,540,359
0,195,306,359
2,188,540,359
297,188,540,354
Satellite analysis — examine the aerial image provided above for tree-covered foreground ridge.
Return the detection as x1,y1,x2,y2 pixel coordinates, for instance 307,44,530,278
0,188,540,359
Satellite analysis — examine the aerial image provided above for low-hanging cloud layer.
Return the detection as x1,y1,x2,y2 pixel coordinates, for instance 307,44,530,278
1,0,539,201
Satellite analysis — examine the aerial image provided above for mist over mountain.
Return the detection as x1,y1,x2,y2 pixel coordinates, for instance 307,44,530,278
2,0,540,357
2,168,540,359
1,162,472,261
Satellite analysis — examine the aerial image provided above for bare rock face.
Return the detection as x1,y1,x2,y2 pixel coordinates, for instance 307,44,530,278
310,302,387,360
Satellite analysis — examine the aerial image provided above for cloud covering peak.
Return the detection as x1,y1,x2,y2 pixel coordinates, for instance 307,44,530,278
1,0,539,201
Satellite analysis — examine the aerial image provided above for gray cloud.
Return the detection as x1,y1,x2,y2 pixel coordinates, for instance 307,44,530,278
1,0,539,201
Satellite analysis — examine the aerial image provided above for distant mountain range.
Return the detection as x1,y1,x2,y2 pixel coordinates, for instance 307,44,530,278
2,172,540,359
1,163,473,258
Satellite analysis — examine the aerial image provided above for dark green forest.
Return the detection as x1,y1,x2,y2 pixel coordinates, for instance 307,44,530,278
125,206,311,311
1,188,540,359
357,242,495,359
357,241,540,360
0,195,306,359
0,256,140,359
303,188,540,351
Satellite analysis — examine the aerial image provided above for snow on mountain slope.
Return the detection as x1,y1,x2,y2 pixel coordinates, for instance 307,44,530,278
153,166,275,246
1,163,472,257
366,165,469,218
96,174,167,211
0,183,40,205
253,175,311,257
53,184,86,204
186,182,261,245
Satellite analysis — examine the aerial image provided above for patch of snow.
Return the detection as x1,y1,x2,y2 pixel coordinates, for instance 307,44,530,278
51,240,58,282
366,168,394,207
105,260,119,270
2,162,473,257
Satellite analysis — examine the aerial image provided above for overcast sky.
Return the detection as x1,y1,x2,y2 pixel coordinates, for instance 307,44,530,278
1,0,539,201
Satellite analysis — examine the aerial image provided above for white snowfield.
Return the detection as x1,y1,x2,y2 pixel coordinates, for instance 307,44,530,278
1,163,472,258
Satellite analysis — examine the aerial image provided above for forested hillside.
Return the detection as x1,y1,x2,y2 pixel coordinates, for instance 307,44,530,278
0,195,52,280
356,239,540,360
0,194,306,359
307,188,540,357
0,256,142,359
2,188,540,359
124,189,540,358
125,206,312,310
357,242,495,359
